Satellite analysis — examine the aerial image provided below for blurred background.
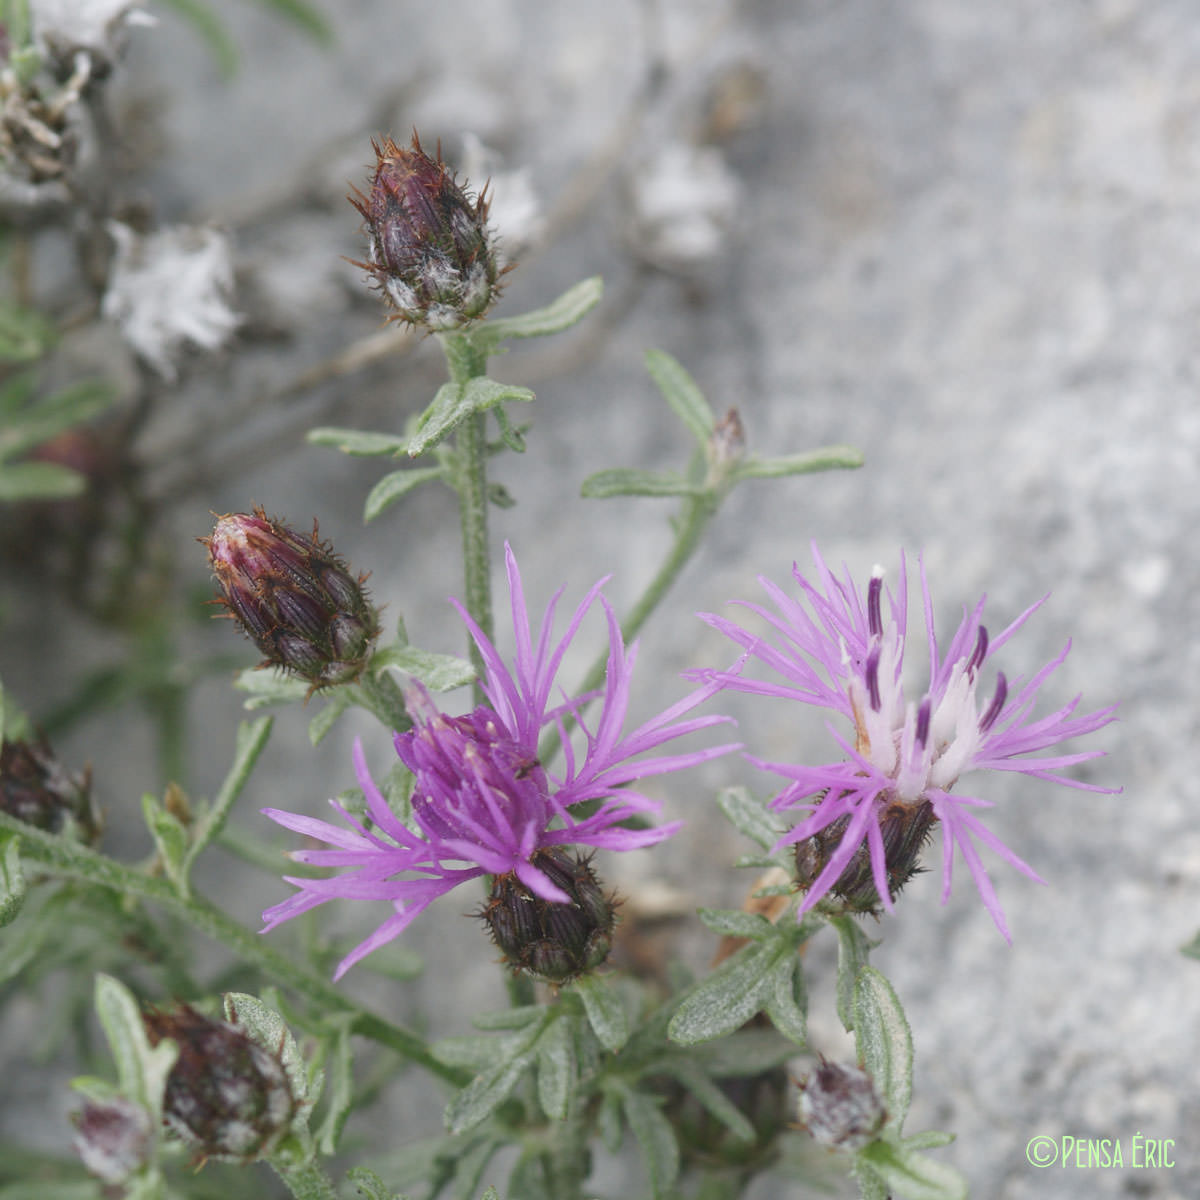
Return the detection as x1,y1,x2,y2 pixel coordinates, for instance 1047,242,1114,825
0,1,1193,1197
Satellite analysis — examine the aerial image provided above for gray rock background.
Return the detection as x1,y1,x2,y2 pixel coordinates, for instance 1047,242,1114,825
2,1,1195,1197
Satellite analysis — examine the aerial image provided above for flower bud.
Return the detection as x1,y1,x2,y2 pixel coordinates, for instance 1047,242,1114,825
72,1096,153,1185
349,133,501,330
793,799,936,915
797,1060,886,1150
481,849,617,983
0,735,99,843
142,1005,296,1161
205,507,380,691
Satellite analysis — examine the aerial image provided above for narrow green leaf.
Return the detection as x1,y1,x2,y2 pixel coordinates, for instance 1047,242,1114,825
716,786,788,856
223,993,316,1116
659,1061,755,1143
830,915,876,1032
158,0,239,75
492,404,526,452
0,379,114,461
444,1051,534,1135
479,1189,501,1200
696,907,776,940
579,467,703,499
451,1137,502,1200
598,1090,623,1153
476,276,603,346
730,445,865,481
0,460,85,501
621,1088,680,1198
235,667,309,708
408,378,535,458
184,716,272,876
372,644,476,692
572,973,628,1052
306,426,410,457
315,1019,354,1155
471,1006,545,1032
853,966,913,1131
0,832,26,927
251,0,334,45
344,1166,408,1200
856,1140,968,1200
92,975,177,1119
364,466,445,521
535,1015,574,1120
668,941,781,1045
0,302,53,362
141,793,189,895
644,349,715,446
308,691,351,745
506,1154,553,1200
764,953,808,1045
902,1130,956,1151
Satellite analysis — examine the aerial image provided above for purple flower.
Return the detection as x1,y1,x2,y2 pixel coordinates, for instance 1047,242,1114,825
699,543,1117,939
262,544,738,978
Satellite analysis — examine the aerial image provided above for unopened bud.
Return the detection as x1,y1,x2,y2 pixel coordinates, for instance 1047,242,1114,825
708,407,745,471
349,133,501,330
72,1096,153,1185
481,849,617,983
797,1060,886,1150
142,1005,296,1161
0,735,99,843
205,507,380,690
794,799,935,915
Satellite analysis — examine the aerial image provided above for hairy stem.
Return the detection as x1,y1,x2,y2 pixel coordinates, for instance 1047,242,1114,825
0,813,467,1086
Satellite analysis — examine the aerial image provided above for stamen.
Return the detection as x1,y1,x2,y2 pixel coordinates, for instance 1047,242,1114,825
979,672,1008,731
967,625,989,675
915,697,932,747
867,571,884,638
865,645,882,711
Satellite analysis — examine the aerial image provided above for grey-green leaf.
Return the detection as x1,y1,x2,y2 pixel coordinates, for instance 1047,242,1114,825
364,466,445,522
407,378,535,458
621,1088,680,1198
444,1052,534,1135
855,1140,968,1200
853,966,913,1131
579,467,704,499
372,644,476,692
306,427,410,457
830,915,876,1032
696,907,775,941
0,460,85,501
572,973,628,1052
716,787,788,857
92,975,177,1119
476,276,603,346
764,953,808,1045
0,832,26,927
535,1015,574,1120
344,1165,409,1200
644,349,715,446
730,445,864,481
668,941,780,1045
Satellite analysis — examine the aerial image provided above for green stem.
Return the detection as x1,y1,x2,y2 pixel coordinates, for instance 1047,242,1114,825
440,332,494,704
0,813,468,1087
268,1156,338,1200
539,491,719,764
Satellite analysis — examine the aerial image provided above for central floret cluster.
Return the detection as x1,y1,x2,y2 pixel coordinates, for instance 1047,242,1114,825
262,545,737,979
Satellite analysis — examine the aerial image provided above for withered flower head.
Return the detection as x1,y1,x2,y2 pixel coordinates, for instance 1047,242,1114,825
0,735,99,843
72,1096,153,1185
348,132,500,330
204,507,380,692
142,1004,296,1161
797,1059,886,1151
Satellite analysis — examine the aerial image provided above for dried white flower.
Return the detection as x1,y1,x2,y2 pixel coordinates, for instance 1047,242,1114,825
458,133,545,265
626,141,742,271
102,223,241,380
